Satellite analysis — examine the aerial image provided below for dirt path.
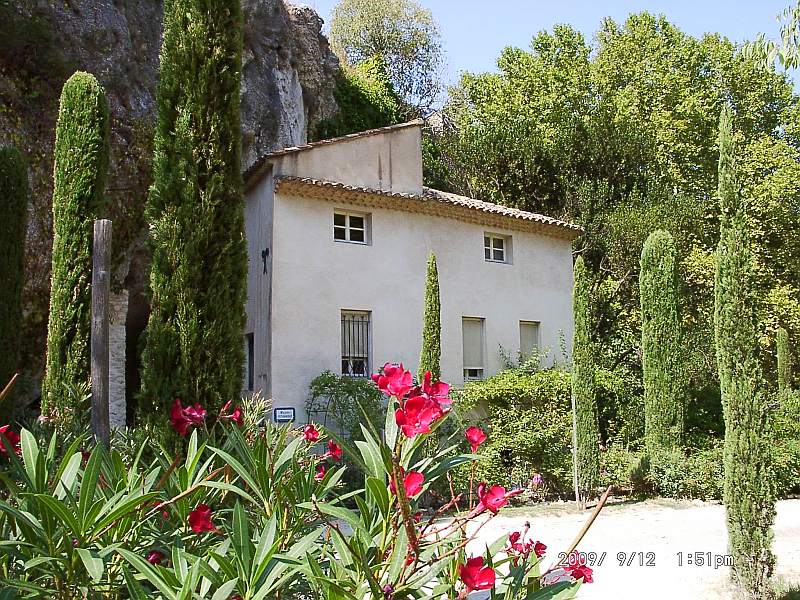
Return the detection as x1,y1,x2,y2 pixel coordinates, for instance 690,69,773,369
467,498,800,599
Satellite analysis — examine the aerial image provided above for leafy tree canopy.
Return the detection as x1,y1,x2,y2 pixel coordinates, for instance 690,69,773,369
329,0,443,114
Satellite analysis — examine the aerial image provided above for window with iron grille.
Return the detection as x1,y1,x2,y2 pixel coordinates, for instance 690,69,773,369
341,311,371,377
334,210,370,244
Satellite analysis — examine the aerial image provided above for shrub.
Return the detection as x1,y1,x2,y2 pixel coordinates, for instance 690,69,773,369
42,71,109,416
418,252,441,381
572,256,600,500
715,105,775,596
0,146,28,409
455,369,574,497
140,0,248,413
305,370,384,439
640,229,684,453
0,363,592,598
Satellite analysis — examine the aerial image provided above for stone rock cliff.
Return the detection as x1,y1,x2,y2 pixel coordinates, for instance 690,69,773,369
0,0,339,395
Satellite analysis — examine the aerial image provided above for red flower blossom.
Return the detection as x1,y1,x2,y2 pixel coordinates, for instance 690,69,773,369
188,504,216,533
534,541,547,558
322,439,342,461
474,483,523,515
394,395,442,438
412,511,422,523
459,556,496,591
389,469,425,498
0,425,20,457
315,464,326,481
219,401,243,426
146,551,164,565
420,371,451,406
303,424,320,443
372,363,414,398
569,563,593,583
465,426,487,453
170,399,206,436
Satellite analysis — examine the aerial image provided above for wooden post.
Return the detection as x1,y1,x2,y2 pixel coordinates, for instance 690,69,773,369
91,219,111,446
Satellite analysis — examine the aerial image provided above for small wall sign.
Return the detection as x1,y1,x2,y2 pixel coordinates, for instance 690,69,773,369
273,407,296,424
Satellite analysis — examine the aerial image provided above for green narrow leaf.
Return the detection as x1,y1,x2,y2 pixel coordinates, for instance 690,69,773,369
76,548,104,583
19,429,39,489
231,501,252,579
211,579,239,600
118,548,179,600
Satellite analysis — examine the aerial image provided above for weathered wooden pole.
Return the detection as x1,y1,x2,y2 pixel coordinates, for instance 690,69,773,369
91,219,111,446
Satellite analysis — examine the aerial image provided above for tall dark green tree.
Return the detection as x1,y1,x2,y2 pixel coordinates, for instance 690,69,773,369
640,229,684,454
418,252,441,381
714,105,775,599
777,327,791,402
0,147,29,403
571,256,599,501
42,72,109,414
140,0,248,412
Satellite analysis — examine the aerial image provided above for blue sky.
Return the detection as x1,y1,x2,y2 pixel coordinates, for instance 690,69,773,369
303,0,795,87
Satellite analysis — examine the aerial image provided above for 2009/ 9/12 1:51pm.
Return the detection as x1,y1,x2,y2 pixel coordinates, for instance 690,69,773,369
557,552,734,568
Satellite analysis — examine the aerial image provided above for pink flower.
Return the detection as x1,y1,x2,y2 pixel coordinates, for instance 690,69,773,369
372,363,414,398
0,425,21,457
420,371,451,405
532,473,543,487
534,541,547,558
146,551,164,565
394,395,442,438
569,563,593,583
315,464,326,481
390,469,425,498
170,399,206,436
474,483,523,515
465,426,487,453
322,439,342,462
459,556,496,591
303,424,320,443
219,401,243,426
188,504,216,533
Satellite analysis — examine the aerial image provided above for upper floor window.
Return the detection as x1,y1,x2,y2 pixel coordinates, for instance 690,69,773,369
484,234,511,263
334,210,370,244
342,310,371,377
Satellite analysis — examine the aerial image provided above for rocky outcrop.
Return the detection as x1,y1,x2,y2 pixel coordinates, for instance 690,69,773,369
0,0,340,399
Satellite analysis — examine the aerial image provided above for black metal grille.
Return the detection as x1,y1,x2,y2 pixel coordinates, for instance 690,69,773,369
341,312,370,377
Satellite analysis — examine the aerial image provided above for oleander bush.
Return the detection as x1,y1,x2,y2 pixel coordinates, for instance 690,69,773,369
0,363,594,598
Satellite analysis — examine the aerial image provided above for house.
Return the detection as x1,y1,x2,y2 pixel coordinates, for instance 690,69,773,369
243,120,581,424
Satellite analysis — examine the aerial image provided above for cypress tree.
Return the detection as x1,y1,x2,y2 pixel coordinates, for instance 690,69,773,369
714,105,775,599
777,327,790,403
640,229,684,454
571,256,599,501
0,147,29,403
42,72,109,414
140,0,248,411
418,252,441,381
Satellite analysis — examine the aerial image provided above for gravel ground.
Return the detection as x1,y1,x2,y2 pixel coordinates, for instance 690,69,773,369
467,498,800,600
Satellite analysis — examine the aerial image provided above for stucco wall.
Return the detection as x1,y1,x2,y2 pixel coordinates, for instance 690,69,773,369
267,193,575,421
271,126,423,194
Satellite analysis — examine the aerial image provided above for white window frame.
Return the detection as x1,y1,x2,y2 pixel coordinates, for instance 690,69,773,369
484,233,511,263
334,210,371,245
462,317,485,381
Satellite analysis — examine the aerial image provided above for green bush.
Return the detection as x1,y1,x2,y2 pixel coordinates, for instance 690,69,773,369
42,71,109,418
648,444,724,501
305,370,384,439
454,368,574,497
311,56,403,140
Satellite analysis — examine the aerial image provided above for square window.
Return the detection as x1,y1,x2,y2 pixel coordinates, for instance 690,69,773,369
484,233,511,263
334,211,370,244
